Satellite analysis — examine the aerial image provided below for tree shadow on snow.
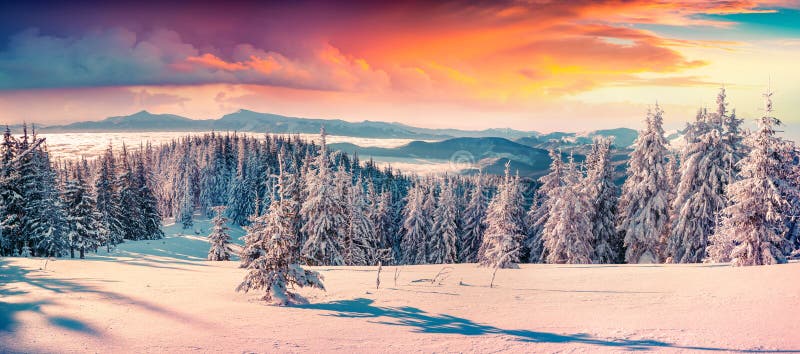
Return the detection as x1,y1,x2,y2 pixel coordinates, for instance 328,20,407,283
297,298,796,352
90,253,204,271
0,258,212,350
0,258,98,336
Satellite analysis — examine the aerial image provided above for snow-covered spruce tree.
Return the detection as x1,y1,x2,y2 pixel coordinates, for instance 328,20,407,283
401,182,428,264
117,146,146,239
617,105,672,264
207,206,232,261
707,90,798,266
300,128,346,266
479,162,526,268
525,149,565,263
0,126,24,256
666,89,738,263
783,149,800,256
199,138,231,217
226,138,258,226
239,197,265,269
584,138,620,264
6,125,66,257
15,125,38,256
278,149,304,260
178,180,194,230
430,179,458,264
370,187,395,262
135,154,164,240
237,159,324,305
541,156,594,264
94,144,124,250
714,88,747,178
459,175,487,263
340,174,371,265
63,162,102,259
28,138,67,257
20,242,30,257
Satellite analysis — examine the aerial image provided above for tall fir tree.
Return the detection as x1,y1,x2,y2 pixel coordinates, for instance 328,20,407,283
707,90,798,266
28,136,67,257
584,138,620,263
63,162,102,259
370,186,395,262
343,177,385,265
459,175,487,263
226,138,258,226
135,153,164,240
542,156,595,264
526,149,566,263
300,128,346,266
94,144,124,250
430,179,458,264
401,182,428,264
618,105,672,264
0,126,23,256
666,89,738,263
479,163,526,268
117,145,147,239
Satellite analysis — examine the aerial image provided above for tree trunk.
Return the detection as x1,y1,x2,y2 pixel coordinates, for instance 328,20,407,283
70,247,75,259
79,247,85,259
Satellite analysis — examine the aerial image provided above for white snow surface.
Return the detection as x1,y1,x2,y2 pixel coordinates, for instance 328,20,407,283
1,223,799,353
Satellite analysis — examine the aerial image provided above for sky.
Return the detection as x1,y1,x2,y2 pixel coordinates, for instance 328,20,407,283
0,0,798,134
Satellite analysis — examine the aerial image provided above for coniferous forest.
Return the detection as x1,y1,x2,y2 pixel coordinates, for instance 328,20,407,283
2,89,799,269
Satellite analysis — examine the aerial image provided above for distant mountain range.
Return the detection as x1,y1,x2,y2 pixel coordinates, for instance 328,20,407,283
32,110,639,146
20,109,649,177
331,137,554,177
330,135,633,179
35,110,539,140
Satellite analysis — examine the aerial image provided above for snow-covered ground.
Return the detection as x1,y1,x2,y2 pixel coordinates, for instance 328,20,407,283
1,225,799,353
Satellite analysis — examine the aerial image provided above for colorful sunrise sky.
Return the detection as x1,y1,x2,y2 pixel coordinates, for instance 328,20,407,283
0,0,798,134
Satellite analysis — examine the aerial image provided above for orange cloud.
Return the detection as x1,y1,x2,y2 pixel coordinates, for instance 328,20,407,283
185,53,248,71
178,44,390,92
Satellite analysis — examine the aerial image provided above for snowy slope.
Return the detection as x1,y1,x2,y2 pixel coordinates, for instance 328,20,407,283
1,229,799,353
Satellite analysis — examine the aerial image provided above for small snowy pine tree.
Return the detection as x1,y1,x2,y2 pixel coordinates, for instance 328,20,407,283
207,206,232,261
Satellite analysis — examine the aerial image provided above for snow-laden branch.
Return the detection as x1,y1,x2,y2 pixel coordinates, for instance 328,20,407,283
0,137,45,173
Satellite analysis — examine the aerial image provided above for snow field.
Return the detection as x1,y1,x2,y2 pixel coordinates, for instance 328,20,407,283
2,232,798,353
